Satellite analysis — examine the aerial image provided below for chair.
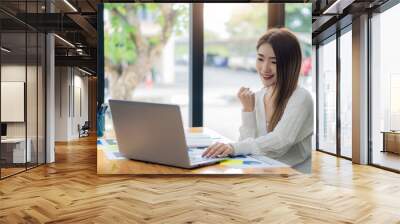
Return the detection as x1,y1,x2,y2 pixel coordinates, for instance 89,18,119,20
78,121,90,138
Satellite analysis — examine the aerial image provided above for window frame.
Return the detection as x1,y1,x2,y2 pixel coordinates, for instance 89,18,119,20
368,0,400,173
314,23,353,161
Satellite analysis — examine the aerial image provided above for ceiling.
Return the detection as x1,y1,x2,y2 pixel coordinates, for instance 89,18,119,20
4,0,394,74
0,0,99,74
312,0,390,44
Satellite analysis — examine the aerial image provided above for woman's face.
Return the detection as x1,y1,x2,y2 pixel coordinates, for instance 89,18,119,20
256,43,277,88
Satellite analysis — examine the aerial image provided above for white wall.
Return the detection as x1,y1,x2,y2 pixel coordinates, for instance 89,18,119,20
1,64,46,164
55,67,69,141
55,67,89,141
1,65,32,138
74,70,89,138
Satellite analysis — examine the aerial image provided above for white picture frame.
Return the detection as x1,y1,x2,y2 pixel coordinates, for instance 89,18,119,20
1,81,25,122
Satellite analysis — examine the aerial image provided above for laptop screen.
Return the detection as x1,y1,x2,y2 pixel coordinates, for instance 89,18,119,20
1,123,7,137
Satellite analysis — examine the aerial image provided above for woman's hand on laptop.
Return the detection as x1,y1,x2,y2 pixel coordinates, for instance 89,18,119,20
202,143,234,158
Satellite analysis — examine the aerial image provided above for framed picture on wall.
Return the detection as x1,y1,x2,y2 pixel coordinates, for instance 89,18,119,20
1,81,25,122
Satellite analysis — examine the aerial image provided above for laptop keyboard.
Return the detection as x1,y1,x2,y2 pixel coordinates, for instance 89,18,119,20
190,156,210,163
188,148,223,163
189,149,206,162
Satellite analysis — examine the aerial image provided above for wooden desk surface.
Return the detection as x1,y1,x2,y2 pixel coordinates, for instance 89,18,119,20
97,127,298,175
1,138,27,143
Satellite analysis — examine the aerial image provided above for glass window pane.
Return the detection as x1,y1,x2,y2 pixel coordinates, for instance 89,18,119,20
203,3,267,140
311,45,317,150
340,29,352,158
318,38,337,154
27,31,38,168
1,1,46,178
104,3,190,134
1,29,28,177
371,4,400,171
26,0,42,169
286,3,314,149
38,32,45,165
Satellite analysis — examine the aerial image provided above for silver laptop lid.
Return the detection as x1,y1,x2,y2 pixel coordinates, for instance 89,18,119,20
109,100,191,167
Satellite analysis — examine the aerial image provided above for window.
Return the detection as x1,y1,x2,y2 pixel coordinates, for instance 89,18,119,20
286,3,314,149
103,3,190,131
203,3,266,140
285,4,313,93
203,3,312,141
0,0,47,179
340,29,352,158
102,3,313,147
311,45,317,150
371,4,400,171
318,37,337,154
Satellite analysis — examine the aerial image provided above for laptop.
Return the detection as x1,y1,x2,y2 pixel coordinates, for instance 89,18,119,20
109,100,226,168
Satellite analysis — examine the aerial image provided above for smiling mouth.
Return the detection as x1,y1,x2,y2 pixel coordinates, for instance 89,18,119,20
262,74,274,80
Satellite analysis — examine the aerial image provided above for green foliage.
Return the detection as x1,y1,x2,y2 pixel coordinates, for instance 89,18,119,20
225,4,268,39
173,4,189,37
104,3,312,69
221,3,312,57
104,3,138,66
285,3,312,34
104,3,189,68
285,3,312,58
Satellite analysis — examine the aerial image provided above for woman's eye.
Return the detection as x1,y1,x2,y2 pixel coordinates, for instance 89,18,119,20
257,58,263,62
271,61,277,64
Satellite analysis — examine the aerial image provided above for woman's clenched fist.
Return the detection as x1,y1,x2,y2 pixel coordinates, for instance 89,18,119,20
237,87,255,112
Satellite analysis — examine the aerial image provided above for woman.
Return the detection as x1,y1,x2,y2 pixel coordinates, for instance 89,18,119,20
202,28,314,167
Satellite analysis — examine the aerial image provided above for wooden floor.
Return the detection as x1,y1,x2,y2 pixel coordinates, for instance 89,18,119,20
1,167,26,178
1,136,400,223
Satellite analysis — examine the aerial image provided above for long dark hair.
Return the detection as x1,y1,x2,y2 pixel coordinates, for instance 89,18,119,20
256,28,302,132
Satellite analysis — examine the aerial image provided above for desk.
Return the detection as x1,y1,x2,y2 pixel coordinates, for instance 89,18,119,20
381,131,400,154
97,127,298,175
1,138,31,163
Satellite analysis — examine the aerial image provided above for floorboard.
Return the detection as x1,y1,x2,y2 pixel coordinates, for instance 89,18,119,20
1,135,400,223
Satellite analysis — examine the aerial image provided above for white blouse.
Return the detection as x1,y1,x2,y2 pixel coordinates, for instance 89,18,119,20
231,86,314,167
